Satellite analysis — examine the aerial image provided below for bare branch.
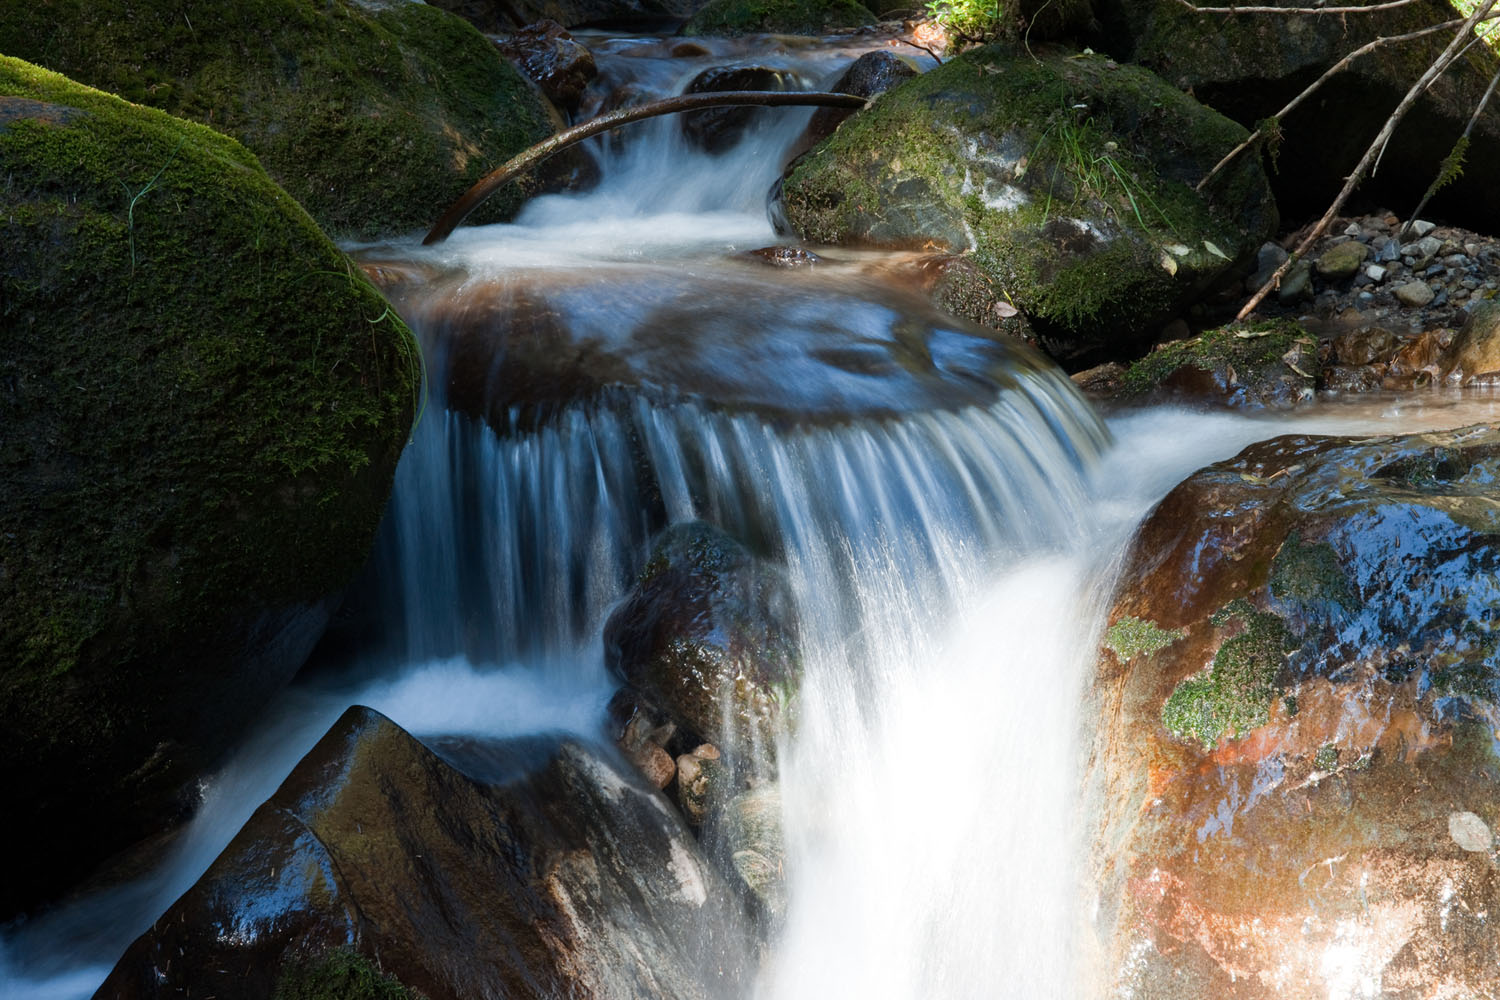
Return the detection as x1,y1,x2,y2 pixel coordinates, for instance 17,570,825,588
423,90,868,245
1236,0,1500,320
893,37,945,65
1174,0,1423,15
1196,13,1498,191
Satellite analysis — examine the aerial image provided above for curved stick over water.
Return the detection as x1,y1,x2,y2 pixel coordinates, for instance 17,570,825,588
423,90,868,245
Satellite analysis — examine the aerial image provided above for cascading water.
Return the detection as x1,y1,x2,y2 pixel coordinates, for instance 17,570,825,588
8,29,1500,1000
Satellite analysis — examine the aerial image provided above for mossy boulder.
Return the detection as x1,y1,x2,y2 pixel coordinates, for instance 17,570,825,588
0,0,556,239
604,522,801,776
0,58,418,916
681,0,877,37
1097,0,1500,232
101,707,753,998
778,45,1276,363
430,0,702,32
1086,425,1500,997
1116,317,1319,407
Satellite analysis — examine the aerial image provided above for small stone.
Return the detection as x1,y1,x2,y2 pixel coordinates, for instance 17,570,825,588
1378,240,1401,263
1315,241,1370,279
1432,288,1448,307
676,743,724,826
1465,243,1481,257
1365,264,1388,282
1278,258,1313,303
1394,281,1436,307
1343,222,1363,237
1418,236,1443,258
1455,288,1470,300
1449,810,1494,852
1254,242,1289,288
1443,254,1469,268
1409,219,1436,237
1357,291,1375,304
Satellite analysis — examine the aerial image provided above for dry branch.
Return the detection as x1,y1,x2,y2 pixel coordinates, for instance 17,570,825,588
1403,59,1500,233
423,90,868,245
1236,0,1500,319
1174,0,1423,15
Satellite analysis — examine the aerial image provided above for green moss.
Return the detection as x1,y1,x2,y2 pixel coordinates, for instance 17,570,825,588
1313,744,1338,771
0,57,419,898
1161,599,1294,749
781,46,1274,341
0,0,553,238
274,949,421,1000
682,0,877,35
1121,318,1311,394
1269,532,1354,611
1104,615,1185,660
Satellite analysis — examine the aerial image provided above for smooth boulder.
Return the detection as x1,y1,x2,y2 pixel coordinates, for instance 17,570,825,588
605,522,801,774
0,0,556,238
681,0,877,36
0,58,418,917
779,45,1277,363
1087,425,1500,998
100,707,752,999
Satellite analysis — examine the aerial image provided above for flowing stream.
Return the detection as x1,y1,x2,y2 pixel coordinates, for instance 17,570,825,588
6,30,1500,1000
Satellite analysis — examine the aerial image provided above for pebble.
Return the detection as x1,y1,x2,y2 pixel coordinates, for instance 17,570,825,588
1449,810,1493,852
1418,236,1443,258
1365,264,1387,282
1379,240,1401,263
1409,219,1437,237
1394,280,1436,307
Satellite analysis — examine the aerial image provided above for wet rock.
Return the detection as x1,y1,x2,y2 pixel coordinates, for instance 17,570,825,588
719,785,787,920
100,707,752,999
0,59,417,917
0,0,556,238
676,743,727,826
1116,319,1317,409
605,522,800,775
617,701,679,790
745,245,824,267
681,0,877,37
1443,300,1500,383
1276,257,1312,303
1250,241,1287,289
1385,327,1452,383
1313,240,1368,279
1088,424,1500,1000
1099,0,1500,233
908,254,1038,345
791,49,917,158
1331,326,1397,366
780,46,1276,362
495,20,597,112
681,65,795,154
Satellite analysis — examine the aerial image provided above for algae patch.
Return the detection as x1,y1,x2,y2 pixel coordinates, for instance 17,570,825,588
1161,600,1294,748
1104,615,1184,660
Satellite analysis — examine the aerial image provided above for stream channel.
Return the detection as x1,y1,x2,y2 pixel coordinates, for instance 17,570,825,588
6,28,1500,1000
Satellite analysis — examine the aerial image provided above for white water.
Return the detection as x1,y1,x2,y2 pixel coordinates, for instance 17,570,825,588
7,32,1500,1000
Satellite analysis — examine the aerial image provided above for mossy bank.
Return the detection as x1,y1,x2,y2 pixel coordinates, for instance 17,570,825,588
0,56,419,915
0,0,555,238
779,45,1276,362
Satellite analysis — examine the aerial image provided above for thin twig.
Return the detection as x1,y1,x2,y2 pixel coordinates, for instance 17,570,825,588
1236,0,1499,320
1403,60,1500,234
1174,0,1423,15
1197,13,1499,191
893,37,945,64
423,90,868,245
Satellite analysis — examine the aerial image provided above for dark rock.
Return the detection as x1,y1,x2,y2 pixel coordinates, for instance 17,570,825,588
791,49,918,158
1088,425,1500,998
1097,0,1500,234
496,20,598,112
681,65,796,154
681,0,878,37
745,245,824,267
779,46,1276,363
0,0,556,238
907,254,1038,345
605,522,800,774
0,59,417,917
100,707,752,999
430,0,701,31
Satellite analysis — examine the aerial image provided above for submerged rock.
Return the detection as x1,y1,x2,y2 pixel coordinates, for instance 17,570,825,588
1088,424,1500,998
0,58,417,917
605,522,800,775
779,45,1276,363
100,707,752,999
680,65,796,154
681,0,878,37
0,0,556,238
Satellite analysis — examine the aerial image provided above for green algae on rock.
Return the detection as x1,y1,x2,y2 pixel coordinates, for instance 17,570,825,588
0,0,555,238
682,0,877,36
0,56,419,916
778,45,1277,362
1117,317,1319,408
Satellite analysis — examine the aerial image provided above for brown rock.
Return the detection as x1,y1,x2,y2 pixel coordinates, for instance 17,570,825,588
1443,299,1500,383
495,20,597,112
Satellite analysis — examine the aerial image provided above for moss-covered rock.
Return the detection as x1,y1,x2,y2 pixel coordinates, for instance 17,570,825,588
0,57,418,916
682,0,877,37
1097,0,1500,232
1086,424,1500,998
430,0,702,32
0,0,555,238
1116,317,1319,407
779,45,1276,362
